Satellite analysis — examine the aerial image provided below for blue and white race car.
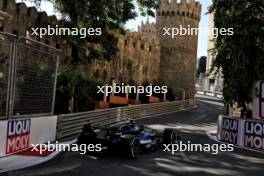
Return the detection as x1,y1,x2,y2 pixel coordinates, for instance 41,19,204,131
77,120,180,159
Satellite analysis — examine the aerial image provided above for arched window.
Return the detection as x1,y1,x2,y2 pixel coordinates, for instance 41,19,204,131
172,11,175,16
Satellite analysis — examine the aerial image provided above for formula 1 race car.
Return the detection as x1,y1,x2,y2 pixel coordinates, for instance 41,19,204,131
77,120,180,159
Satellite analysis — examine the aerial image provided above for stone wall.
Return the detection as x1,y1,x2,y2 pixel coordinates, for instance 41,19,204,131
92,22,160,85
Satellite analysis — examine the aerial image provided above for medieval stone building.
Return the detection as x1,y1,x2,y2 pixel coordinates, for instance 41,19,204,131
156,0,201,99
0,0,201,101
92,21,160,85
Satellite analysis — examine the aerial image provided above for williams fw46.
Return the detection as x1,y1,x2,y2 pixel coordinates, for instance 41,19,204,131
77,120,180,159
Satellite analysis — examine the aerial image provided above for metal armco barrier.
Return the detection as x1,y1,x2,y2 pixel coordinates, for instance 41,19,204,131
56,99,194,141
196,90,223,98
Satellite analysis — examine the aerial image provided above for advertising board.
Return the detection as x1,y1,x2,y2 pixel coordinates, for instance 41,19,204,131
0,116,57,157
217,115,264,152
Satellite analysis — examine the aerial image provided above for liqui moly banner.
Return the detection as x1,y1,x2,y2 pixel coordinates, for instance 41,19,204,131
6,119,31,154
244,121,264,151
218,115,264,152
218,117,238,144
0,116,57,157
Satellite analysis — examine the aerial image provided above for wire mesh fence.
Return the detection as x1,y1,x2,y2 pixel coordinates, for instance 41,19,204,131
0,32,60,119
0,33,16,119
12,38,59,117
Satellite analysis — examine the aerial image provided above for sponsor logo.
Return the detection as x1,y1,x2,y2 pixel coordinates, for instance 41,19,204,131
244,121,264,150
6,119,31,154
220,118,238,144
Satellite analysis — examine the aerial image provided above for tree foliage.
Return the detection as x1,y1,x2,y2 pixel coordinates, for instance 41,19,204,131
54,62,101,114
28,0,157,62
210,0,264,115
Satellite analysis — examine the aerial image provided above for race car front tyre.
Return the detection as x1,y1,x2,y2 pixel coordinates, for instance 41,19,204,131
120,137,140,159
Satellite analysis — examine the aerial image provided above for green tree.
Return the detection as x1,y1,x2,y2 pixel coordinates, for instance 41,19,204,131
54,62,99,113
196,56,207,78
209,0,264,116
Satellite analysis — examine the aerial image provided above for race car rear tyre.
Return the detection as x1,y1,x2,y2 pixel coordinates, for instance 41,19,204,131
163,129,180,144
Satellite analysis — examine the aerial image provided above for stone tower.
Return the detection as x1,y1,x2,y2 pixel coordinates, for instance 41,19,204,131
156,0,201,99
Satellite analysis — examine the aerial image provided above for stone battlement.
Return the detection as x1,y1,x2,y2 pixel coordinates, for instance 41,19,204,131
124,31,159,46
138,20,157,40
157,0,201,21
0,0,61,47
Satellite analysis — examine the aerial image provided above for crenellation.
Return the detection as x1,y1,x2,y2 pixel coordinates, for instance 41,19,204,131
48,15,58,25
16,3,28,36
157,0,201,22
138,20,157,40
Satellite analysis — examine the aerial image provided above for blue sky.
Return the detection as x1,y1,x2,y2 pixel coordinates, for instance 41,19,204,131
18,0,212,58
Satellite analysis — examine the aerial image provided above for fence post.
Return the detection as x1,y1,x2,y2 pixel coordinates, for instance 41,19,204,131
56,115,63,140
182,91,186,100
7,39,17,119
51,56,59,115
103,84,107,102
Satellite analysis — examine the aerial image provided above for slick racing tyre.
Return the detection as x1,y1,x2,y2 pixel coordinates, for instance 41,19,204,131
120,136,140,159
163,129,180,144
129,138,140,159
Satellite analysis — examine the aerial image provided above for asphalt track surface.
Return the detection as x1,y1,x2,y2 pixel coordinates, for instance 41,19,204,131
4,100,264,176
